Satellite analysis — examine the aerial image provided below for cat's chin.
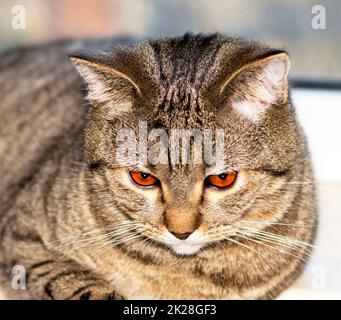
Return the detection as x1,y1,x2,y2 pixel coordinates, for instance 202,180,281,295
158,231,206,255
171,243,203,256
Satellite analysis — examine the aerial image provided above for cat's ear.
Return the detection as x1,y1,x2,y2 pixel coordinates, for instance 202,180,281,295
220,52,290,121
70,55,141,115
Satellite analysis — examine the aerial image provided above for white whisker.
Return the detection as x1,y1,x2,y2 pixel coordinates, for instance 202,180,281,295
236,232,309,262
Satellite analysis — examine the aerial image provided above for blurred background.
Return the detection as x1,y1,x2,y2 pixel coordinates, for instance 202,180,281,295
0,0,341,79
0,0,340,299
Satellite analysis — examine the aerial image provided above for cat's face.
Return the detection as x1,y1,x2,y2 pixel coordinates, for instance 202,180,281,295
72,34,300,255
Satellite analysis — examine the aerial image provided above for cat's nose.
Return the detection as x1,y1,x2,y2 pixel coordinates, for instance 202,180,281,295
170,231,192,240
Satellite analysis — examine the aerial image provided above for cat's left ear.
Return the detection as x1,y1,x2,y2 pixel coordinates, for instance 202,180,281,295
70,54,141,115
220,52,290,121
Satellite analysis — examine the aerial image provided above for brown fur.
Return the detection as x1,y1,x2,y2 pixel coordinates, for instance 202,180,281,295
0,34,317,299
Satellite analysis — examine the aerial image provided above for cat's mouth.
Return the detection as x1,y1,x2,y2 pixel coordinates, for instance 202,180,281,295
158,231,208,255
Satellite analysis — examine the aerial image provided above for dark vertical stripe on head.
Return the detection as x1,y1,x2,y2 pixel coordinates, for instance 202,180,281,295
149,41,166,83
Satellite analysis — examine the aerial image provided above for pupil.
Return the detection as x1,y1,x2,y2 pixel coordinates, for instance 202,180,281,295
141,173,149,179
218,173,227,180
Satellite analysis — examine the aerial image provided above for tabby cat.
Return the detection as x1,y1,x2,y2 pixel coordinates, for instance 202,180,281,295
0,33,317,300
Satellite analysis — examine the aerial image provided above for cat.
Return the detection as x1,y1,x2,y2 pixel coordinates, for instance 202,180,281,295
0,33,317,300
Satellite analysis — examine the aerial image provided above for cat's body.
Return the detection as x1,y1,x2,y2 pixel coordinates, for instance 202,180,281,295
0,34,317,300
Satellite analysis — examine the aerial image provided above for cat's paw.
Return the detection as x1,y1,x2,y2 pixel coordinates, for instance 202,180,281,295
78,288,125,300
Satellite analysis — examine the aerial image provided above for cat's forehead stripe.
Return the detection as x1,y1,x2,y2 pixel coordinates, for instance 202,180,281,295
149,33,222,90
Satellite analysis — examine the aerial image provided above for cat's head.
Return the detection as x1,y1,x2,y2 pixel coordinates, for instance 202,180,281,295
71,33,301,255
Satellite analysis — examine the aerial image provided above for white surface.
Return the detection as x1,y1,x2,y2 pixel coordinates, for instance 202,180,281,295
292,88,341,182
279,182,341,300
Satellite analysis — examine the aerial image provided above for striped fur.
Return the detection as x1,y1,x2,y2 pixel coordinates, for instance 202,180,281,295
0,34,317,299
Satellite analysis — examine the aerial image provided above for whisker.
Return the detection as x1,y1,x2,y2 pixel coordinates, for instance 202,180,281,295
236,225,316,249
43,224,138,252
246,232,312,255
236,232,309,262
238,219,313,228
22,221,138,248
282,181,316,185
236,226,315,247
88,233,145,261
55,226,139,262
224,236,269,260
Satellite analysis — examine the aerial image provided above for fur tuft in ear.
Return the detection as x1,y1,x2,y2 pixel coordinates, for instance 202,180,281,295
221,52,290,121
70,55,141,116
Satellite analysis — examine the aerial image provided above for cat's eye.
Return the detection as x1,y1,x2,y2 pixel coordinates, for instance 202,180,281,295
129,171,159,187
206,171,238,189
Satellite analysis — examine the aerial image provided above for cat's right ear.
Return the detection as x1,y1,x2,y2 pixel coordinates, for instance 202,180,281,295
70,55,141,115
218,52,290,122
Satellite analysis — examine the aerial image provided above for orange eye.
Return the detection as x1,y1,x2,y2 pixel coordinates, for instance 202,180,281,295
129,171,159,187
206,171,238,189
